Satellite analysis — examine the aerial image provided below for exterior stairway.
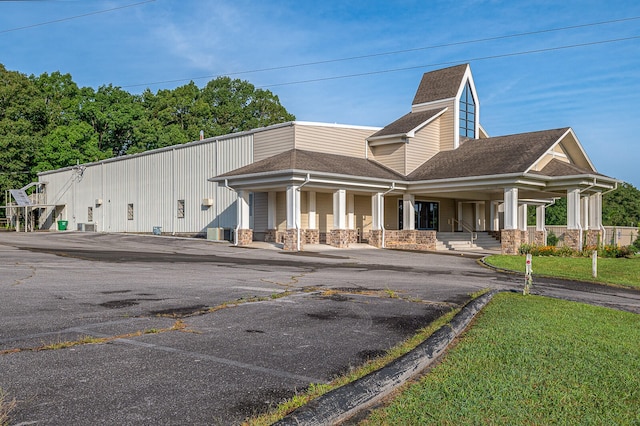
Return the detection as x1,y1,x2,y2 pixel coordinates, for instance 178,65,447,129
436,231,501,252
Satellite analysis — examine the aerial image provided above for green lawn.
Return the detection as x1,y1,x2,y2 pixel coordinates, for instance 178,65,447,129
363,293,640,425
484,255,640,288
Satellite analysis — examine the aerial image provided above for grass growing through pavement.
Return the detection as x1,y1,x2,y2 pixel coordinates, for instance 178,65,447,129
484,255,640,288
0,389,16,426
362,292,640,425
242,306,464,425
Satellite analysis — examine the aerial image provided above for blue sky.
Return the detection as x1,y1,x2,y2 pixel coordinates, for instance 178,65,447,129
1,0,639,187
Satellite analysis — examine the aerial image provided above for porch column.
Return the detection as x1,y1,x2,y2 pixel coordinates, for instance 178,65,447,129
501,187,522,255
586,193,603,247
490,201,500,232
457,202,463,231
283,185,301,251
308,191,317,229
566,188,582,250
265,191,277,243
534,204,546,246
331,189,348,247
236,190,252,246
581,196,590,230
475,202,485,231
403,194,415,230
503,187,518,230
518,203,528,231
267,191,277,229
370,192,384,248
347,193,355,230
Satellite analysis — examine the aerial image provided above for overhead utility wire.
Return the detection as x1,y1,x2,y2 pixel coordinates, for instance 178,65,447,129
259,35,640,88
121,15,640,88
0,0,156,34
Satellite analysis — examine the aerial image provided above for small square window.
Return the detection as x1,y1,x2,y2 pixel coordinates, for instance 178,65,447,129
88,207,93,222
177,200,185,219
127,203,134,221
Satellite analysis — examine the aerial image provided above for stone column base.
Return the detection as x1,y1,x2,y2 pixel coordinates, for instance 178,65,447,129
564,229,582,251
236,229,253,246
501,229,527,255
283,229,301,251
585,230,602,248
382,230,436,251
533,230,546,246
264,229,277,243
330,229,350,248
369,230,383,248
303,229,319,244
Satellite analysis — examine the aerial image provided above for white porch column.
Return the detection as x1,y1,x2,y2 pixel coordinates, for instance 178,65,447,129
267,191,277,230
347,193,355,230
237,190,250,229
536,205,546,231
333,189,347,229
589,193,602,229
371,193,383,230
308,191,317,229
490,201,500,231
503,187,519,230
518,203,528,231
286,185,300,229
403,194,415,230
475,202,484,231
581,196,590,230
567,188,581,230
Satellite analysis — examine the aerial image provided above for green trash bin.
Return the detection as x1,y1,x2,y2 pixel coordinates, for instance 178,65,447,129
57,220,68,231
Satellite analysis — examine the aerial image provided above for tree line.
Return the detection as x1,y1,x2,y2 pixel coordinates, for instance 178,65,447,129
0,63,295,197
1,63,638,227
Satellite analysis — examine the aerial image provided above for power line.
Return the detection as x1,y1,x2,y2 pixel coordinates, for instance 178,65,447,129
259,35,640,88
120,15,640,89
0,0,156,34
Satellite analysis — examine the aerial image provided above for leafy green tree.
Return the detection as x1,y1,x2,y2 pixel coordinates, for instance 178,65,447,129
603,182,640,227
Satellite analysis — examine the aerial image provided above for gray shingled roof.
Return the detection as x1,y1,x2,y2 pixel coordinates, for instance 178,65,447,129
368,108,446,139
412,64,468,105
407,128,571,181
538,158,596,176
218,149,405,180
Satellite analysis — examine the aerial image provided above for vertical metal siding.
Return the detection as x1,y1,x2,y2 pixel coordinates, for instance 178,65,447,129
38,133,253,234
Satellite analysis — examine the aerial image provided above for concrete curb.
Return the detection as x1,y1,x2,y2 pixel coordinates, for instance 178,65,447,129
274,290,499,425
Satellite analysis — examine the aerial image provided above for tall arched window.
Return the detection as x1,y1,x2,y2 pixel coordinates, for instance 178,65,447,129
459,81,476,139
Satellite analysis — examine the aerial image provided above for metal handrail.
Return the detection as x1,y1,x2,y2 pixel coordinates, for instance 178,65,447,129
448,218,477,245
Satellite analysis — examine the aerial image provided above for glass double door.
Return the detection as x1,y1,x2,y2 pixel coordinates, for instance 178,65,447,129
399,200,439,230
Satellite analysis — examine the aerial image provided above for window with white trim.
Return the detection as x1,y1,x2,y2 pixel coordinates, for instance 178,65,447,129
459,81,476,139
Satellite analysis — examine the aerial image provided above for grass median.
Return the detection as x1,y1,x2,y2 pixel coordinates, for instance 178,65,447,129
484,254,640,288
362,292,640,425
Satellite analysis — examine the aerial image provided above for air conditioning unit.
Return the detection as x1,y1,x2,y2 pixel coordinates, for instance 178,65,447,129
77,223,96,232
206,227,223,241
202,198,214,207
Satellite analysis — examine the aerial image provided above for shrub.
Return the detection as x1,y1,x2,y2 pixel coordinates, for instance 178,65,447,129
547,230,559,247
632,232,640,252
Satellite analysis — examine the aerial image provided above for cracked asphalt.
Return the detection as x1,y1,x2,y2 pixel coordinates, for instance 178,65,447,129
1,232,639,425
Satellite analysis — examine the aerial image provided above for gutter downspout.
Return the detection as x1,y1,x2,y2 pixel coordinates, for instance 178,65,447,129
381,182,396,249
222,179,239,246
296,174,311,252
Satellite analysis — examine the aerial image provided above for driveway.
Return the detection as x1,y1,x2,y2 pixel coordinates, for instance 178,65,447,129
1,232,638,425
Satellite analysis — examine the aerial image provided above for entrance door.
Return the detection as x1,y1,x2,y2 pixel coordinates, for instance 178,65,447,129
398,200,439,230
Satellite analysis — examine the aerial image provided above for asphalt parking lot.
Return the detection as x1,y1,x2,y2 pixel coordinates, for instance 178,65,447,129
1,232,639,425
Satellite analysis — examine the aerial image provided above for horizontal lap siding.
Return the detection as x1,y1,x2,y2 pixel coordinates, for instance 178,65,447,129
406,119,440,174
294,125,372,158
371,143,406,175
254,126,295,162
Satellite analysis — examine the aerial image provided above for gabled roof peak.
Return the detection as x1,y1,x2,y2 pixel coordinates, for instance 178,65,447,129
412,63,469,105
